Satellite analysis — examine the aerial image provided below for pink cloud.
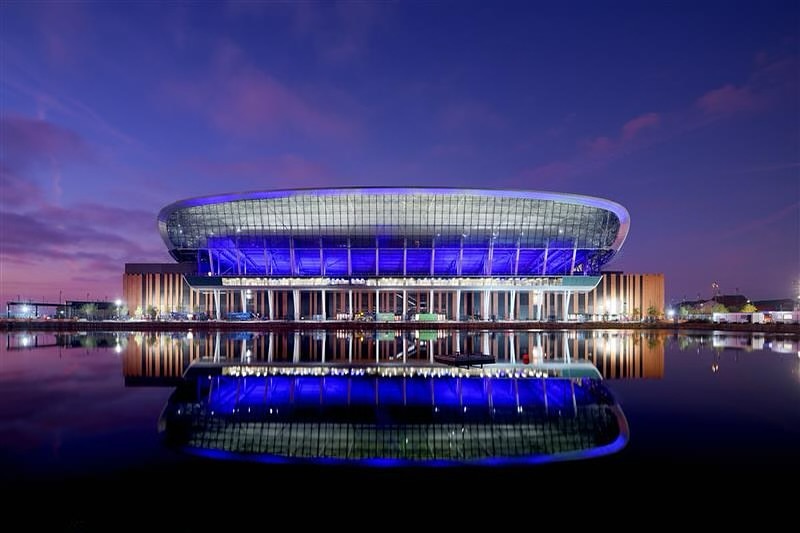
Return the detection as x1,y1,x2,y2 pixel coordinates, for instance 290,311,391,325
0,166,45,209
516,161,575,184
621,112,661,140
1,168,169,304
36,1,89,66
581,111,661,159
6,78,140,147
165,43,356,139
696,84,761,116
1,115,91,169
1,115,93,202
584,135,617,157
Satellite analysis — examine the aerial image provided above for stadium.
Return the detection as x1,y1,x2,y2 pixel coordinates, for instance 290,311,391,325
124,188,663,321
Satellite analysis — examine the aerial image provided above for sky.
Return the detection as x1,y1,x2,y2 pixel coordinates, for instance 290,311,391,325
1,0,798,306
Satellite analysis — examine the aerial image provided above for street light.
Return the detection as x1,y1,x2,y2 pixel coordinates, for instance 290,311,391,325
115,299,122,320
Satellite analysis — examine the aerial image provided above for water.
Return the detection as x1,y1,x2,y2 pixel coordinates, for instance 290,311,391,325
1,329,798,522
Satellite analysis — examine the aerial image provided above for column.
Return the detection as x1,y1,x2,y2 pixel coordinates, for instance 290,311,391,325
292,289,300,321
402,289,407,320
267,290,274,320
563,291,571,321
482,290,490,320
509,290,516,321
321,289,326,321
348,289,353,319
267,332,274,362
213,290,221,320
455,289,461,321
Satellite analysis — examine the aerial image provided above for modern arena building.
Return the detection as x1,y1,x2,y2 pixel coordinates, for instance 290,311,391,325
123,188,663,321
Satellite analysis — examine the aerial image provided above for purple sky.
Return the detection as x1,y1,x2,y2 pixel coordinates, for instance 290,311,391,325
1,1,798,305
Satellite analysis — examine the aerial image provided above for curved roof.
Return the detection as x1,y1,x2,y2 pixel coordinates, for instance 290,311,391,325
158,187,630,276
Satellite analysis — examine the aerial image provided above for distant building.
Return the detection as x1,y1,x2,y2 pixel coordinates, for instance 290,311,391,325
751,298,796,311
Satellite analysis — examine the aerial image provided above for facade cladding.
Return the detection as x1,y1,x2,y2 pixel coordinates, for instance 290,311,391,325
124,188,664,320
159,188,628,277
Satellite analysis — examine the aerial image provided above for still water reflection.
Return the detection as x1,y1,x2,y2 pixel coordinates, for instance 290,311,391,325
1,330,798,473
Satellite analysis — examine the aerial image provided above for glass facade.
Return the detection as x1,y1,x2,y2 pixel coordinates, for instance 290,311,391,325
159,188,629,277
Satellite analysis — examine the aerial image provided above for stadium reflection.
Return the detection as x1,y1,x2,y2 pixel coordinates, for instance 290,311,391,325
159,367,627,465
8,329,798,465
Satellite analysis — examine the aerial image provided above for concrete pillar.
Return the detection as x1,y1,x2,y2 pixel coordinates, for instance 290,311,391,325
292,289,300,321
455,289,461,321
268,332,274,362
482,290,490,320
213,290,221,320
348,289,353,319
563,291,571,321
321,289,326,321
402,289,407,320
267,290,274,320
509,290,516,321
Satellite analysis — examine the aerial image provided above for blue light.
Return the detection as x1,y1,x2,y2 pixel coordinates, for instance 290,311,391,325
164,374,628,466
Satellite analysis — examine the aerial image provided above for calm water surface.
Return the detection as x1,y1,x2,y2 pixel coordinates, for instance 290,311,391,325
1,329,798,521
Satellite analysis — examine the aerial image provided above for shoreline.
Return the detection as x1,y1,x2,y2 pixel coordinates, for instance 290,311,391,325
2,318,798,335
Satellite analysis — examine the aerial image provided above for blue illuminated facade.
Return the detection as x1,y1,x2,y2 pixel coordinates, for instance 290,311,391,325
159,188,629,278
124,188,636,321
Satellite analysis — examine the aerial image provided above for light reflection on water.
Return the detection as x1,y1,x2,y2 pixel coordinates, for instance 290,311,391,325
1,330,798,472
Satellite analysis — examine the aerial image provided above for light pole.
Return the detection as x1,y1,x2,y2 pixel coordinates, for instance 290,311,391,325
115,299,122,320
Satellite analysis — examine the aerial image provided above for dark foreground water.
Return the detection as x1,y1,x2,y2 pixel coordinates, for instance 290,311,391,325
1,329,798,524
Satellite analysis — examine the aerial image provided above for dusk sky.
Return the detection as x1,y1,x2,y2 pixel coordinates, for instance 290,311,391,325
1,0,798,306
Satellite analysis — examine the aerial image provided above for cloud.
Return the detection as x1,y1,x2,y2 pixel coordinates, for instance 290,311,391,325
695,54,798,118
518,54,798,185
33,1,89,66
0,209,160,263
0,165,45,209
696,84,762,116
515,161,576,187
1,115,91,171
186,155,332,186
164,42,356,139
4,78,141,147
621,112,661,140
515,110,660,185
0,165,169,304
1,115,94,202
